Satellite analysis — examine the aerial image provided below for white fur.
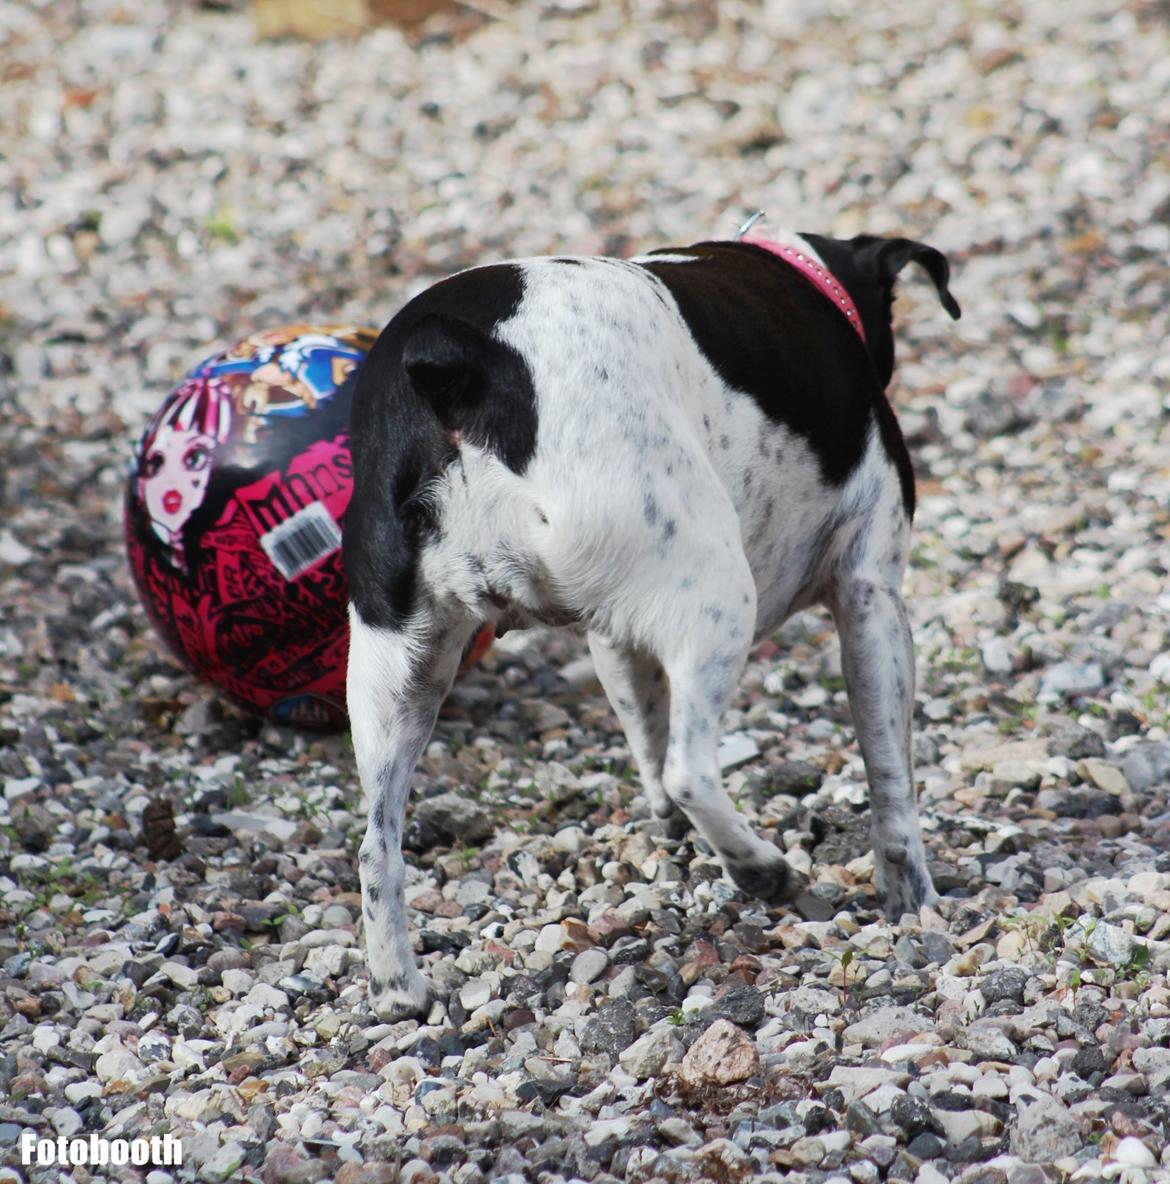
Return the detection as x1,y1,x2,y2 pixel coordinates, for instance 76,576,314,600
349,243,937,1019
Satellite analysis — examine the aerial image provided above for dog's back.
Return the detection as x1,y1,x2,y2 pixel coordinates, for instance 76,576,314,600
345,235,955,645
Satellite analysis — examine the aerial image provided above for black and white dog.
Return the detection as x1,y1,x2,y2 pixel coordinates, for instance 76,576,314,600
343,228,960,1020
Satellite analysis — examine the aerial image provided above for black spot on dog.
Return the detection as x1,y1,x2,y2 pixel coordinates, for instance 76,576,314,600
345,263,538,629
643,492,660,526
384,969,415,992
638,243,883,489
662,519,677,542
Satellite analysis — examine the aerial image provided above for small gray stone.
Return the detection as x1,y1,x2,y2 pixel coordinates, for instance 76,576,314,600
1084,921,1137,967
711,984,766,1029
981,637,1015,675
160,960,199,990
960,1023,1017,1060
843,1005,934,1048
409,792,494,846
1123,741,1170,793
1038,661,1105,700
657,1117,701,1147
460,979,492,1011
581,1000,637,1057
1010,1097,1084,1162
320,904,353,927
1046,725,1106,760
890,1094,943,1139
981,967,1029,1005
922,930,956,964
45,1107,83,1138
618,1026,681,1080
200,1143,248,1184
570,947,609,985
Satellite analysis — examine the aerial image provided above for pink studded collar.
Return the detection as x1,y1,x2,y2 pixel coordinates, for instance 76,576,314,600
739,236,866,344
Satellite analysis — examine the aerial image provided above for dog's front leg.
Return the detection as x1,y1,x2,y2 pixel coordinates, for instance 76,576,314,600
347,608,472,1020
830,571,938,918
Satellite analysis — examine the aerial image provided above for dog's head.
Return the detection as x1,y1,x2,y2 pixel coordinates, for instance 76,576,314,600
800,234,961,388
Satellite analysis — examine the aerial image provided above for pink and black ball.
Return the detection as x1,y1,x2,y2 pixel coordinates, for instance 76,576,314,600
125,325,377,730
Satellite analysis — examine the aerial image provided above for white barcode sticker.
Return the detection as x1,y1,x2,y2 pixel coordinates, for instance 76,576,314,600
259,502,342,581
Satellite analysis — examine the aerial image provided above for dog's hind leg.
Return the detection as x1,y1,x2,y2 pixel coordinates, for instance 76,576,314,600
652,564,796,903
587,635,687,839
347,607,475,1020
828,524,938,918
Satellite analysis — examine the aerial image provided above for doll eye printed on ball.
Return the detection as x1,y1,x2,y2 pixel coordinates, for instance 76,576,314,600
183,438,215,473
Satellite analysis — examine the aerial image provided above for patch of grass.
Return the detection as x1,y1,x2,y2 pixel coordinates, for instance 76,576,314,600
205,206,240,246
1122,942,1151,983
272,902,301,926
20,859,111,911
225,776,250,809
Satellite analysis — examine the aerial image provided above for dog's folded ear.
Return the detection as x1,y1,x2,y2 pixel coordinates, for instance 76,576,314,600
401,313,492,414
394,306,538,474
856,237,962,321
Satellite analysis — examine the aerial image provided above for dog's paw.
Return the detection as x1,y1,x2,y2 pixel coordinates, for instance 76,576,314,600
727,850,800,905
655,804,691,843
878,860,940,921
368,968,433,1022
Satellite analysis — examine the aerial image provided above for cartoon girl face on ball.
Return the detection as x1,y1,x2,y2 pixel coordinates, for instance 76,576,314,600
136,376,233,569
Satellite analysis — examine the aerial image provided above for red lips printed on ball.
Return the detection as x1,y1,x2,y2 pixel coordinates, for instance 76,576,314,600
125,325,491,731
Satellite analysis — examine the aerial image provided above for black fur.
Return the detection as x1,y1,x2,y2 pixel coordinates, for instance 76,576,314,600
639,242,880,489
800,233,961,390
344,264,536,630
641,237,957,519
801,233,960,518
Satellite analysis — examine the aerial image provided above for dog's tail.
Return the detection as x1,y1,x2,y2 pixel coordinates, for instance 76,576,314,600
801,233,960,391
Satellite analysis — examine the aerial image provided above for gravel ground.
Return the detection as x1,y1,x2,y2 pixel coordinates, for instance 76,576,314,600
2,1,1170,1182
